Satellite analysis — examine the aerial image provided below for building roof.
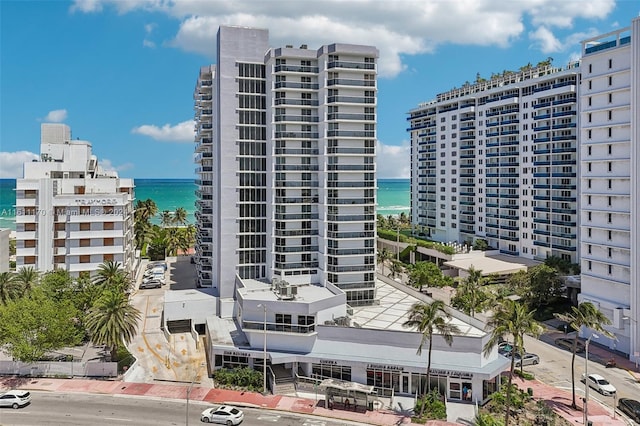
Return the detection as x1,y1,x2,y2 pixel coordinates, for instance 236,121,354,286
443,256,530,276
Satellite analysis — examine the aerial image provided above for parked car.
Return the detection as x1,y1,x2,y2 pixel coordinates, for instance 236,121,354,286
514,353,540,367
0,390,31,409
498,342,514,355
147,262,167,271
555,337,585,353
581,373,616,396
200,405,244,424
618,398,640,423
139,279,162,289
143,274,165,285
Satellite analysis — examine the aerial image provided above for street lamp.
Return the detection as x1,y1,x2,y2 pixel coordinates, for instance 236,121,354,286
186,362,206,426
584,333,599,426
257,303,268,394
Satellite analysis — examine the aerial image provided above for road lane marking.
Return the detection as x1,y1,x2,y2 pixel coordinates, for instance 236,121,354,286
104,417,133,422
257,414,281,422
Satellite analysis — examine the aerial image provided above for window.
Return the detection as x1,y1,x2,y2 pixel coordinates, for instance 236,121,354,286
103,238,114,246
587,162,592,172
608,59,612,69
608,144,612,155
608,179,612,189
608,162,612,172
588,146,591,156
588,245,591,254
608,128,612,137
608,247,612,258
104,222,114,230
608,265,612,275
588,261,592,270
588,80,592,90
80,222,90,231
608,230,612,240
588,97,592,106
608,110,612,120
588,64,592,73
588,130,592,139
608,196,611,206
608,213,612,223
608,76,612,86
80,239,90,247
103,254,114,262
588,211,592,221
588,113,592,123
588,195,591,204
608,93,612,103
80,255,91,263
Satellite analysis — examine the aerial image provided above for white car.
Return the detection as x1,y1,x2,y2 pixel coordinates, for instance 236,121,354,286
514,353,540,367
0,390,31,408
582,373,617,396
200,405,244,425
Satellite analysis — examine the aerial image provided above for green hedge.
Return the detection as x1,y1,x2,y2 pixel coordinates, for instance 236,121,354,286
377,228,455,255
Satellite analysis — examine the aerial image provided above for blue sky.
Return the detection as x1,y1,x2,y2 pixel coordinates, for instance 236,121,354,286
1,0,638,179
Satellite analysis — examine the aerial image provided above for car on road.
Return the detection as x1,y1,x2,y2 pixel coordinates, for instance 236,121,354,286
200,405,244,424
555,337,585,353
514,353,540,367
581,373,616,396
139,279,162,289
618,398,640,423
0,390,31,409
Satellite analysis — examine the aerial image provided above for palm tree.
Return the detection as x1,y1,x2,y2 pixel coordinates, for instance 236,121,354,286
160,210,174,228
483,299,543,426
554,302,613,409
403,300,460,416
173,207,188,226
377,247,392,275
85,290,141,361
134,199,158,248
388,259,404,279
0,272,18,304
164,227,182,257
14,266,39,297
452,267,491,317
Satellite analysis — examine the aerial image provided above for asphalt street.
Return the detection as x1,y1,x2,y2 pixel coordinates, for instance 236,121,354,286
0,392,366,426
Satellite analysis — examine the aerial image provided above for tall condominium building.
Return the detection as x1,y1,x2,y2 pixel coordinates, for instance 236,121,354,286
15,123,136,277
408,63,580,262
194,26,378,310
578,17,639,361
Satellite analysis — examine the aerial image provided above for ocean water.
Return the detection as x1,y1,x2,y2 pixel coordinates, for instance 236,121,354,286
0,178,409,230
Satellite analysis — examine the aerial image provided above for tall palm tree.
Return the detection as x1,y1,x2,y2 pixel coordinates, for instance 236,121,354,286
173,207,188,226
14,266,39,297
0,272,18,305
377,247,392,275
452,267,491,317
85,290,141,361
94,261,124,286
164,227,182,257
403,300,460,416
483,299,542,426
554,302,613,409
134,198,158,223
388,259,404,279
160,210,174,228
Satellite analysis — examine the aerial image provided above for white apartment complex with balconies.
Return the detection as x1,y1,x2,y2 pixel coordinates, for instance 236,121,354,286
578,17,640,362
408,63,580,263
194,26,377,309
15,123,136,277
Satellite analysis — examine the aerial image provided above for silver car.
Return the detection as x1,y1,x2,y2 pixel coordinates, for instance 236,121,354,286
514,353,540,367
200,405,244,425
0,390,31,409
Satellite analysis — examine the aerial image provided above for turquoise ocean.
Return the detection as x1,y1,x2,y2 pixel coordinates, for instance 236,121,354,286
0,178,409,230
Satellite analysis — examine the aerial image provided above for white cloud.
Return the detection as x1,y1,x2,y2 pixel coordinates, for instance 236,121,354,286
131,119,195,142
377,141,410,179
70,0,103,13
70,0,618,78
98,158,134,172
43,109,68,123
143,39,156,48
143,22,157,48
0,151,39,178
529,27,562,53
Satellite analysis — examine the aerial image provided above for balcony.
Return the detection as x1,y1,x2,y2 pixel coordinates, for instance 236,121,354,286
327,61,375,70
327,96,375,104
326,130,375,138
243,320,316,335
274,132,319,139
274,98,319,107
327,78,375,87
274,81,319,90
327,113,375,121
274,115,319,123
274,64,319,73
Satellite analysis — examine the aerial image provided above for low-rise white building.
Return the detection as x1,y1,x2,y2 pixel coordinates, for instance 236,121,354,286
15,123,136,277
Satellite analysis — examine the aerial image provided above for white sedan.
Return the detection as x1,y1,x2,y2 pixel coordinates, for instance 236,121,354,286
0,390,31,408
200,405,244,425
581,373,617,396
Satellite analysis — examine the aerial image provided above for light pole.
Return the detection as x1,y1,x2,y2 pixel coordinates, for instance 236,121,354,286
584,333,599,426
396,226,400,261
186,362,205,426
257,303,268,394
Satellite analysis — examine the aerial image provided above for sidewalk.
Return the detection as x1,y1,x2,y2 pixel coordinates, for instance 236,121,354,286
0,376,437,426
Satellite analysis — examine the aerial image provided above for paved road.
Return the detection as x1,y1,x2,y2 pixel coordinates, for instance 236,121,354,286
521,334,640,419
0,392,365,426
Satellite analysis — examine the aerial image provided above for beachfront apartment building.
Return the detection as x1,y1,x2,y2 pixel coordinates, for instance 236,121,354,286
194,26,377,308
578,18,639,362
15,123,136,277
186,26,508,403
407,62,580,263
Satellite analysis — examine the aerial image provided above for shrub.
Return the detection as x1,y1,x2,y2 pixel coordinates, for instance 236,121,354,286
514,369,535,380
413,389,447,422
213,367,263,392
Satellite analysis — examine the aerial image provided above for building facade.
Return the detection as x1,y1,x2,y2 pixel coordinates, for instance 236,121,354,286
578,18,639,361
193,26,378,309
15,124,136,277
189,26,508,403
408,63,580,263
